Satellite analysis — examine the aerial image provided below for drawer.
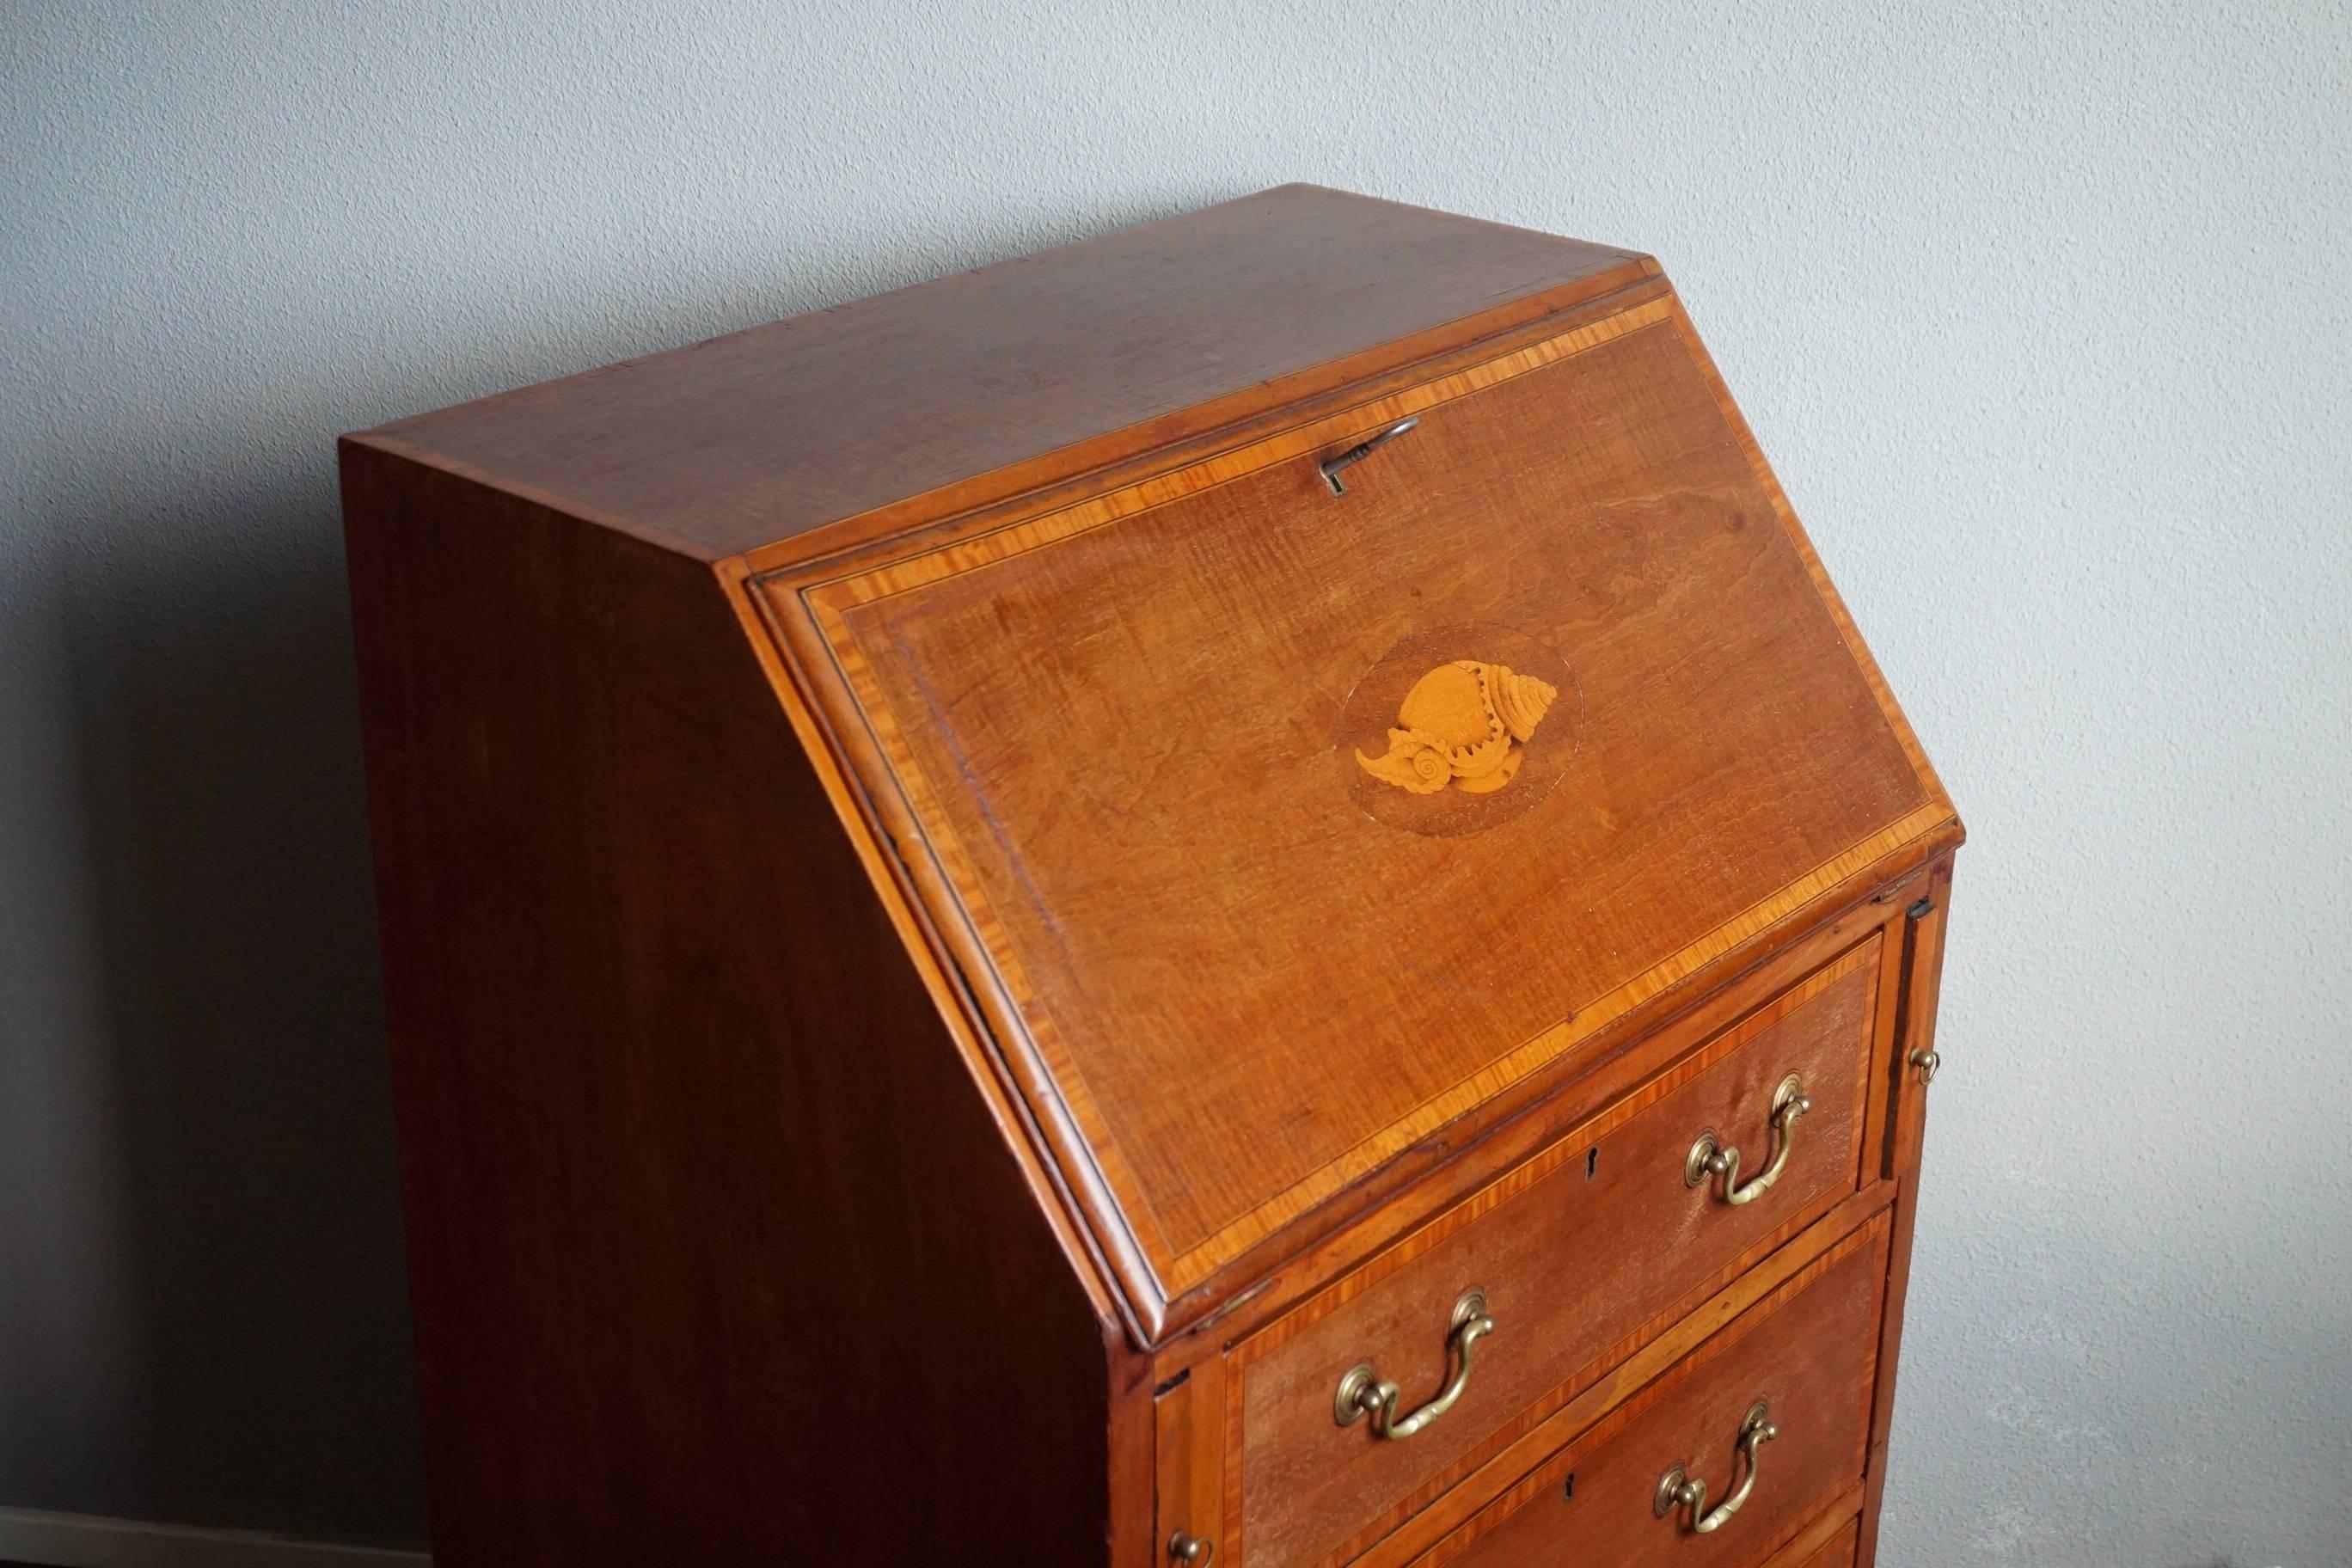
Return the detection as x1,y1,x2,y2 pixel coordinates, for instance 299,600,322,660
1226,940,1885,1566
1787,1516,1861,1568
1413,1213,1890,1567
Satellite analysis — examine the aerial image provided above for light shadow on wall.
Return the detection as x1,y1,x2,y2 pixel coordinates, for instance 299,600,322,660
52,493,426,1546
8,187,1231,1548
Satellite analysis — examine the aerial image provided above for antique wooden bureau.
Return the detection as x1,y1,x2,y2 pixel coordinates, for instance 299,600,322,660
344,185,1962,1567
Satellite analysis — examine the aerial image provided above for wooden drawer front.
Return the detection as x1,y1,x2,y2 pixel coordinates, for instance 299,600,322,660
1790,1516,1860,1567
1418,1214,1890,1567
1229,940,1883,1566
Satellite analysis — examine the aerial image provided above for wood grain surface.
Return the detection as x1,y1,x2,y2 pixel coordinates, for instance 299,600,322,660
355,184,1645,561
1855,859,1956,1568
1792,1514,1863,1567
1412,1214,1890,1567
1140,878,1920,1369
343,450,1124,1565
1229,942,1881,1568
771,297,1947,1308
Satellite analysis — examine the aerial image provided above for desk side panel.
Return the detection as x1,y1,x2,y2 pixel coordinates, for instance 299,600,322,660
341,444,1115,1564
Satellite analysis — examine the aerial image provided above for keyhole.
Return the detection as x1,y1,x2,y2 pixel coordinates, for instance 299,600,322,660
1585,1147,1600,1179
1562,1471,1577,1502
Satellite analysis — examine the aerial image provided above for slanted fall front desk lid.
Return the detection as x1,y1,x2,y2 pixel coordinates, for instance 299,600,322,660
756,272,1954,1332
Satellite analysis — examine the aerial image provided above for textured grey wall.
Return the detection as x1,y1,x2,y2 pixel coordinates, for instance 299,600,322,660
5,1,2348,1559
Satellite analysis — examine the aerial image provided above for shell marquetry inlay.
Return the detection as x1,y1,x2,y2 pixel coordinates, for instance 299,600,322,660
1354,660,1559,795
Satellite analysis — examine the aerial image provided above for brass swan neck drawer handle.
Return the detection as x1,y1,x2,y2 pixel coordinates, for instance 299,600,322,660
1655,1400,1778,1534
1686,1073,1811,1206
1332,1287,1495,1441
1319,416,1418,494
